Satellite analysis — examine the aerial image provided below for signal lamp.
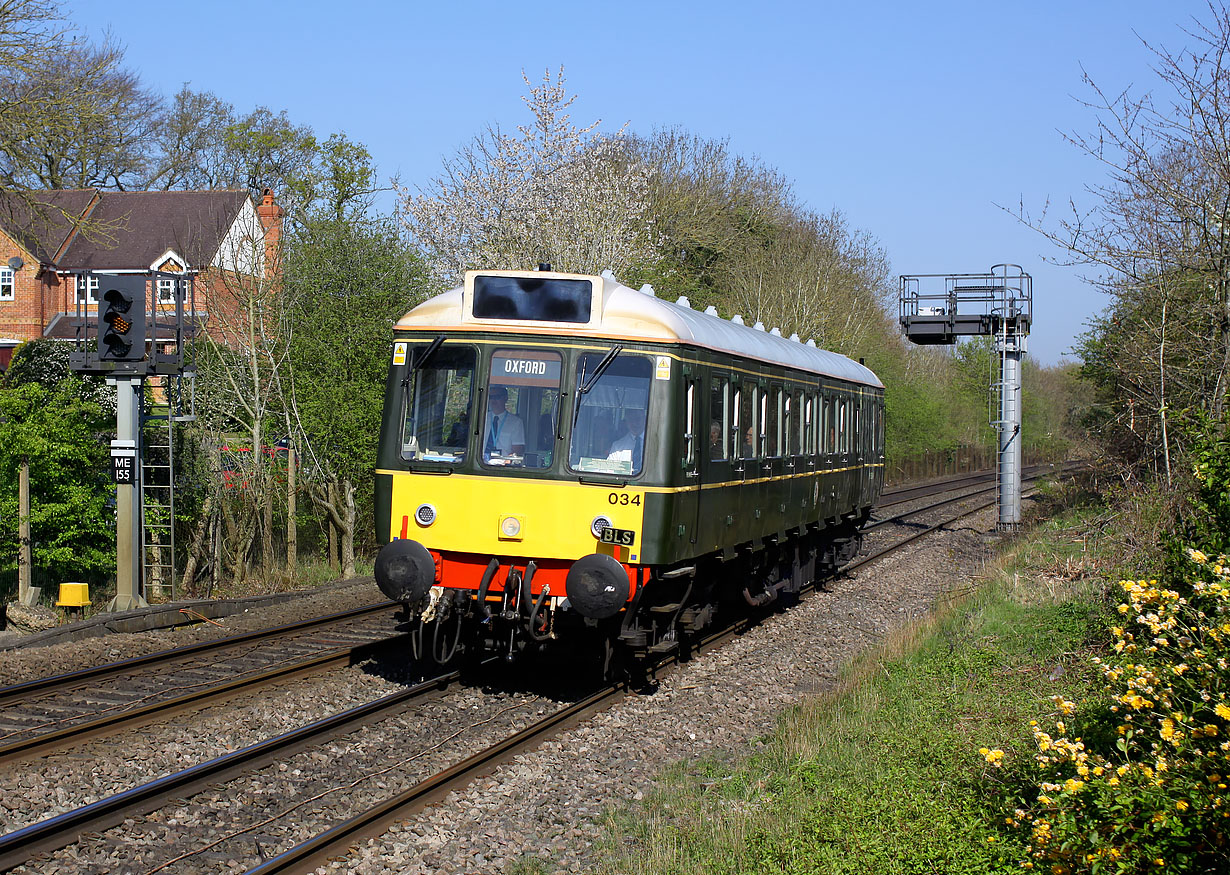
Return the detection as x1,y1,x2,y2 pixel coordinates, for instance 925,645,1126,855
97,278,147,362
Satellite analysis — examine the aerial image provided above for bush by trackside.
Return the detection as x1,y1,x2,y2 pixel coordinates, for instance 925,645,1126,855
993,553,1230,873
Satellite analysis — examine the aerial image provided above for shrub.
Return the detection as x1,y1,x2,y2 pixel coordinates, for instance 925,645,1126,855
994,554,1230,872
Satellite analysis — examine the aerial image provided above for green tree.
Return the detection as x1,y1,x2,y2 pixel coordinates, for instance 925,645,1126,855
284,215,428,575
0,381,113,595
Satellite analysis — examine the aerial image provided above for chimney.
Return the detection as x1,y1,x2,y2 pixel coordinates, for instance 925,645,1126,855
257,189,284,271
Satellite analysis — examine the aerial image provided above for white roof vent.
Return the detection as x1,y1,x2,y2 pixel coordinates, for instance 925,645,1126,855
675,296,692,309
638,283,656,297
753,321,766,332
704,305,718,316
789,333,800,342
600,269,617,281
731,314,745,325
806,339,817,348
769,327,782,337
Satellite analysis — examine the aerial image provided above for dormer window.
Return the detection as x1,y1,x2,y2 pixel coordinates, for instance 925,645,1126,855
0,267,12,301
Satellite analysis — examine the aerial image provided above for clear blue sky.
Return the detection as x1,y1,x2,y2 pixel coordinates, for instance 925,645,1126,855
69,0,1212,365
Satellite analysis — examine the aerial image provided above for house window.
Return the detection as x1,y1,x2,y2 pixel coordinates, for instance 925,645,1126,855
0,267,13,301
77,275,99,304
156,277,189,305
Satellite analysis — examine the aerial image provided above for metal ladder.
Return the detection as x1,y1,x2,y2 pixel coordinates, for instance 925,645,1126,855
140,376,175,602
139,372,196,602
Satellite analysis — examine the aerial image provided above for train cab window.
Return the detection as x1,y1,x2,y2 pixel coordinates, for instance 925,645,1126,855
402,344,476,464
482,349,562,469
569,352,652,476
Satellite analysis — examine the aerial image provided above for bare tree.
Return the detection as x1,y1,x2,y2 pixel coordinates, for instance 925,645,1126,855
1022,2,1230,434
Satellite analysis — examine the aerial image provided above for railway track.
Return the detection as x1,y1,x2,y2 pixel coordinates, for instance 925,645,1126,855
0,603,404,765
0,463,1078,874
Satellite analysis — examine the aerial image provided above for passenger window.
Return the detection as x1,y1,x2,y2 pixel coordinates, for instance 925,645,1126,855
804,394,815,454
765,387,780,458
684,380,697,466
710,378,729,461
741,384,757,458
783,392,792,456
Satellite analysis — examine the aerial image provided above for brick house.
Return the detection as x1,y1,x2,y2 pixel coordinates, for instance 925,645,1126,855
0,188,283,369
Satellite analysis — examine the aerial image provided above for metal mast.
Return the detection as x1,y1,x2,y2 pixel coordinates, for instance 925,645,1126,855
898,265,1032,529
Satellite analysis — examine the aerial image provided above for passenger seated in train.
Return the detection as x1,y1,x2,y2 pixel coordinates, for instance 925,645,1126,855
709,421,724,459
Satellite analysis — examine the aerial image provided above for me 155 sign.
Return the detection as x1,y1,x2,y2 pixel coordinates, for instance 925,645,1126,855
111,441,137,485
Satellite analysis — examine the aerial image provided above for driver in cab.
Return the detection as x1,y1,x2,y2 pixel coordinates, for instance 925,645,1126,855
483,385,525,463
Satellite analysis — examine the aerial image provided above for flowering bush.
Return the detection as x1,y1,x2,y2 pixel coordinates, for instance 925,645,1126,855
995,550,1230,872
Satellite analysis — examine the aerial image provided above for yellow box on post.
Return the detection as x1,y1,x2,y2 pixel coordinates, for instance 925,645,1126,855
56,582,91,608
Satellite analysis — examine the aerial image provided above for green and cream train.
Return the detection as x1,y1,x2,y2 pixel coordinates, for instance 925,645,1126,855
374,268,885,665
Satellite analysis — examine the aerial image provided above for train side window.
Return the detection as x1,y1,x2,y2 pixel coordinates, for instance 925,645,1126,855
804,394,815,455
793,390,804,455
401,344,476,464
710,378,729,461
853,398,862,455
742,384,758,458
783,392,792,456
765,386,780,458
838,398,848,454
684,379,697,467
825,396,836,454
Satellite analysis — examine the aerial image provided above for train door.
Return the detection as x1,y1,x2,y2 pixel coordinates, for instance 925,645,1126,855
704,375,733,553
764,384,785,533
734,381,760,538
860,393,876,506
677,369,701,554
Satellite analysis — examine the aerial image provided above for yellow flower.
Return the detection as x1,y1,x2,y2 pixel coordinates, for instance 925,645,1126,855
1216,703,1230,721
1177,800,1190,812
1161,719,1175,740
1191,549,1209,563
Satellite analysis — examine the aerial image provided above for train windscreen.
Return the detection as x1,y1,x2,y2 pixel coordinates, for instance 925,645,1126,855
569,353,652,477
472,275,592,323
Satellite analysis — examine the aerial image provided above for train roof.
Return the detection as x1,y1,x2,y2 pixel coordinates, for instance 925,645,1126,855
396,269,884,389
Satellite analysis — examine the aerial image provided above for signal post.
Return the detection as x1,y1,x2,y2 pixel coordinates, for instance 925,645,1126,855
70,271,194,611
898,265,1033,529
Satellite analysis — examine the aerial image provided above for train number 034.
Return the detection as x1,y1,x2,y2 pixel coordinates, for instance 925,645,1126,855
607,493,642,506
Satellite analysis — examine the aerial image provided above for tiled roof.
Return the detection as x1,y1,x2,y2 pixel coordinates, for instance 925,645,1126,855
0,190,97,263
0,189,252,270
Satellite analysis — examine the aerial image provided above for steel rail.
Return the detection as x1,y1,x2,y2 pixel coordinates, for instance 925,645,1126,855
0,671,459,873
0,634,411,767
0,601,398,705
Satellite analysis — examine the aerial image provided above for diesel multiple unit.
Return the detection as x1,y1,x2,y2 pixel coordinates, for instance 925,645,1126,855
374,269,885,667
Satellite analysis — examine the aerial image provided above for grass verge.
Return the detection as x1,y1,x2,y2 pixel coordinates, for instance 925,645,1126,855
595,487,1117,874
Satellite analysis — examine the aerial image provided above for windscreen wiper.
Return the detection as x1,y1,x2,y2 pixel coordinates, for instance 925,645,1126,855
572,345,622,428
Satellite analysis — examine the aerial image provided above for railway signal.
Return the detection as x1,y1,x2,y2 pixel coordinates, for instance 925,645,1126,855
97,277,146,361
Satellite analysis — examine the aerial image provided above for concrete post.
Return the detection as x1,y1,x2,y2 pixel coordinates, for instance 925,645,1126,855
108,377,148,611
